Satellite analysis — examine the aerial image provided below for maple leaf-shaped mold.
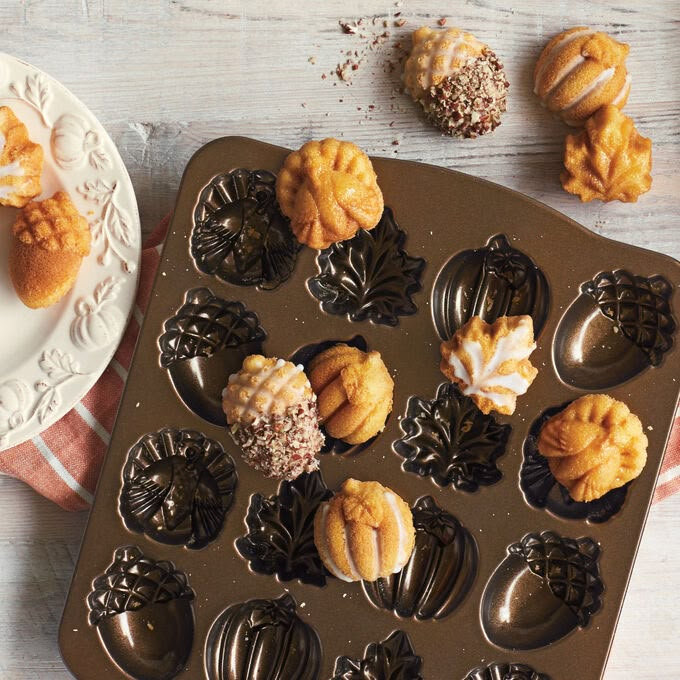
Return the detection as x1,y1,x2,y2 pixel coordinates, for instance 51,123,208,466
520,404,628,523
463,661,551,680
393,382,512,491
235,470,332,586
332,630,423,680
158,288,266,425
307,207,425,326
191,168,301,290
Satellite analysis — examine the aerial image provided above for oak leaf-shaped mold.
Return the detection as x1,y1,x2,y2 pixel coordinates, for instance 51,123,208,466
463,662,551,680
158,288,266,425
432,233,549,340
363,495,477,620
307,207,425,326
553,270,675,390
87,546,194,680
520,404,628,523
235,471,331,586
481,531,603,650
332,630,423,680
191,168,300,289
204,593,321,680
393,382,512,491
120,428,238,549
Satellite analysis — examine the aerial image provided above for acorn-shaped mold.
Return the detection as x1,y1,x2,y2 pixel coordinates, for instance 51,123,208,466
204,593,321,680
332,630,423,680
393,382,512,491
120,428,238,549
191,168,300,289
432,233,549,340
463,662,551,680
481,531,603,650
158,288,266,425
307,207,425,326
554,270,675,390
362,495,478,620
87,546,194,680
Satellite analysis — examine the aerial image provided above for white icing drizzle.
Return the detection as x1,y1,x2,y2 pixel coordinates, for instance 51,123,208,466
371,528,381,579
534,27,595,93
540,54,585,98
611,73,632,106
319,504,353,582
385,492,410,572
563,66,615,109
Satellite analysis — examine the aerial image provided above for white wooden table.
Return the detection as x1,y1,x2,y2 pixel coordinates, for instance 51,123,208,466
0,2,678,679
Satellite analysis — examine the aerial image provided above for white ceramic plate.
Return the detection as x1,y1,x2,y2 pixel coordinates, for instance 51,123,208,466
0,53,140,450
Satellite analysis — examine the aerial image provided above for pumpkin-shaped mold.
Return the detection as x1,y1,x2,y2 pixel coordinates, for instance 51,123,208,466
158,288,266,425
393,382,512,491
520,404,628,523
307,207,425,326
120,428,237,549
481,531,603,650
432,233,550,340
553,270,675,390
191,168,300,289
204,593,321,680
463,662,551,680
362,495,477,620
87,546,194,680
332,630,423,680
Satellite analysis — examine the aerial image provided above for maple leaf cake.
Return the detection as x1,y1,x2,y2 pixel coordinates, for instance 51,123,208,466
440,315,538,415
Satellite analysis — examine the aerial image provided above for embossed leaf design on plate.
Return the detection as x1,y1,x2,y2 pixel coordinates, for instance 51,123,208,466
463,661,551,680
393,382,512,491
332,630,423,680
235,470,332,586
307,207,425,326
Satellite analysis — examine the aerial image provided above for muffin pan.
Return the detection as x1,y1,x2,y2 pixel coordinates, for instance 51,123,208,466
60,137,680,679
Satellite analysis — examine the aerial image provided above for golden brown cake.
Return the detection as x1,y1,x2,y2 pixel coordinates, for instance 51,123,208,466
9,191,91,308
561,105,652,202
534,27,630,126
537,394,648,502
275,138,384,249
307,344,394,444
222,354,324,480
440,315,538,415
0,106,43,207
314,478,415,582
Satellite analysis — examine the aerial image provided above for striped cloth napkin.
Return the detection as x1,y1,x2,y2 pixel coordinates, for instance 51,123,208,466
0,214,678,511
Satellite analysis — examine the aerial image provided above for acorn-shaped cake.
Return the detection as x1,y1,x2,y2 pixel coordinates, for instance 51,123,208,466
534,27,630,126
403,27,509,137
307,344,394,445
222,355,324,480
87,546,194,680
314,478,415,582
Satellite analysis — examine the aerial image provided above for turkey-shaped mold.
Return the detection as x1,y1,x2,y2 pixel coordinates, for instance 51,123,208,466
463,662,551,680
307,207,425,326
332,630,423,680
393,382,512,491
481,531,603,651
87,546,194,680
554,270,675,390
289,335,382,456
191,168,300,290
520,404,628,523
158,288,266,425
204,593,321,680
120,428,238,549
432,233,550,340
362,495,477,620
235,471,331,586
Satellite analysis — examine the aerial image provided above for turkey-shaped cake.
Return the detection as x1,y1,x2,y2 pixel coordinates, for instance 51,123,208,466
222,354,324,480
537,394,648,502
0,106,43,207
534,27,630,126
440,315,538,415
275,138,384,249
314,479,415,582
307,344,394,444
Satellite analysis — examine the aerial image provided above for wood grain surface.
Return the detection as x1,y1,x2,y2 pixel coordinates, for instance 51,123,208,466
0,1,678,679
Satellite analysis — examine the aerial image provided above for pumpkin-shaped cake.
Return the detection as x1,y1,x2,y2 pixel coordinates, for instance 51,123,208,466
275,138,384,249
